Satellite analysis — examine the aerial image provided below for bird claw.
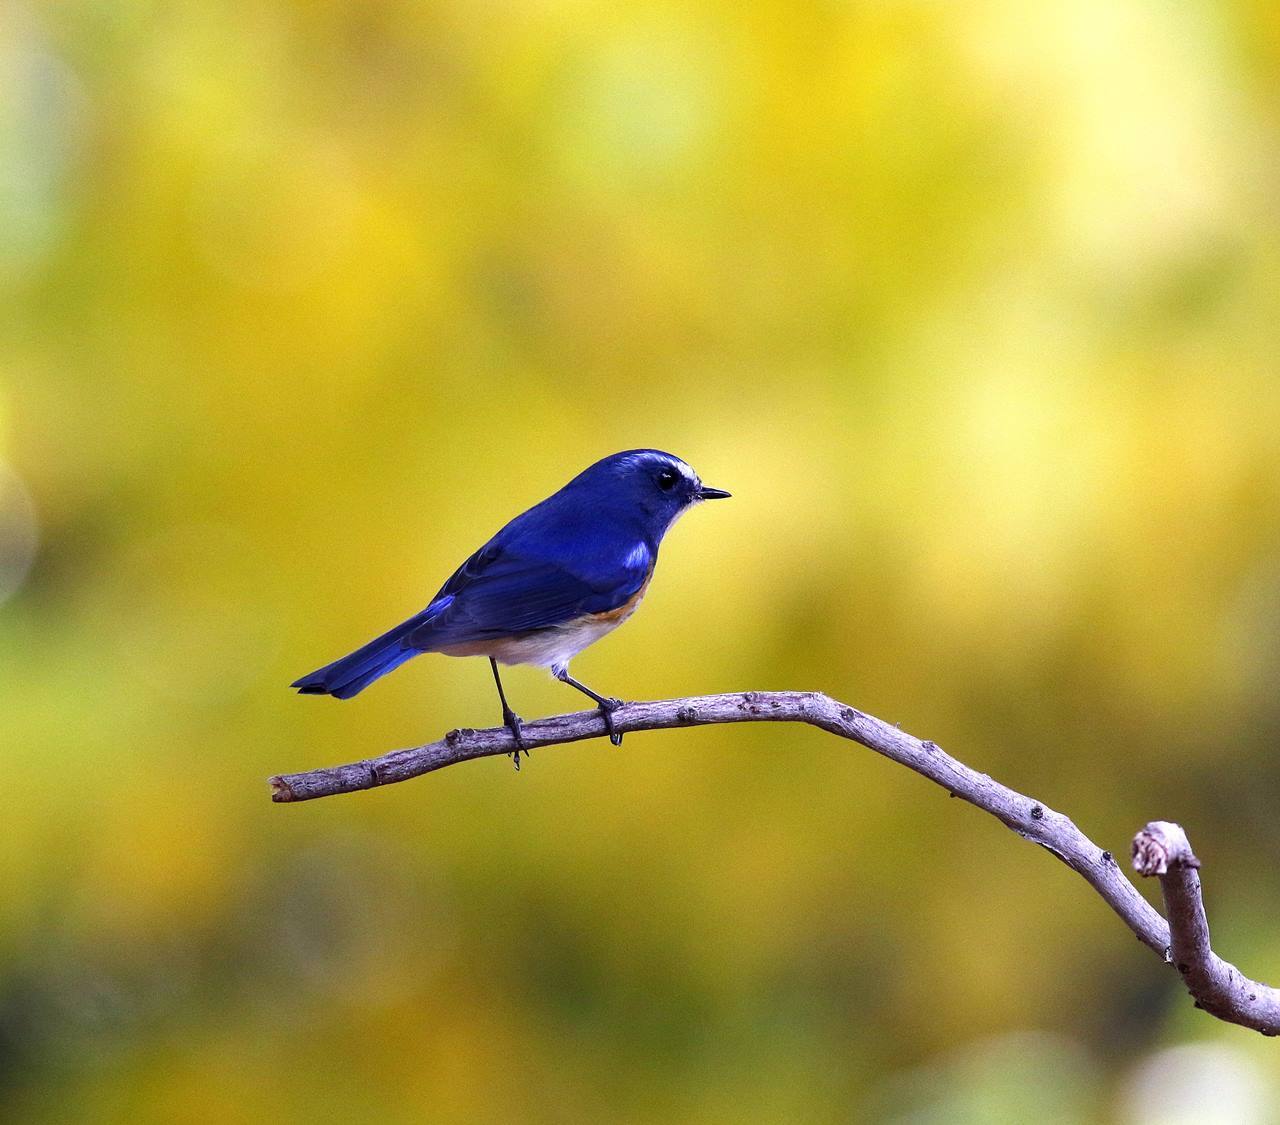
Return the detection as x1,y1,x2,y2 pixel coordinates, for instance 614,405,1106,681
599,698,624,747
504,710,528,770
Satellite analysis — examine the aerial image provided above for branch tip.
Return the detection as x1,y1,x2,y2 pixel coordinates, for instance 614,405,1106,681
1132,820,1200,877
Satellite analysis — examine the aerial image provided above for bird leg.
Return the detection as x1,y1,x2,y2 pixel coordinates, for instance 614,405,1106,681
554,667,624,746
489,658,528,769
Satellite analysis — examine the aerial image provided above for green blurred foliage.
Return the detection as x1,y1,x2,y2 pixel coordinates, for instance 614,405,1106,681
3,0,1280,1120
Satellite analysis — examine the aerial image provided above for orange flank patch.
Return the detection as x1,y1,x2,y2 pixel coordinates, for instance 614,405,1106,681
433,637,505,658
589,573,652,624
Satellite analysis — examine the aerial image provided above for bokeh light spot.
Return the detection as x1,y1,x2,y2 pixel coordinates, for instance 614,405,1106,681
1119,1042,1274,1125
0,24,88,282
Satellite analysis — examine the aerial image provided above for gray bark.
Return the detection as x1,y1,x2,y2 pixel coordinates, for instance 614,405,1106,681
269,690,1280,1035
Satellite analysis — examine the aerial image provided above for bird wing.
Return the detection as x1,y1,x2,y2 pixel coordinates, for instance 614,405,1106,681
404,537,651,651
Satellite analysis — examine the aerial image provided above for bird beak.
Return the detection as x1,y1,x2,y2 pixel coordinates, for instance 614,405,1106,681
697,486,731,500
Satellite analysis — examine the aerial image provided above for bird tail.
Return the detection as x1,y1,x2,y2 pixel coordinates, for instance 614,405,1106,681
291,610,433,699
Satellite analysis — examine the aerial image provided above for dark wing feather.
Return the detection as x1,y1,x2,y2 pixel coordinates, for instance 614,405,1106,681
404,541,648,651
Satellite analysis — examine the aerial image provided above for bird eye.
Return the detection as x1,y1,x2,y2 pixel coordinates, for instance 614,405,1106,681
656,468,679,492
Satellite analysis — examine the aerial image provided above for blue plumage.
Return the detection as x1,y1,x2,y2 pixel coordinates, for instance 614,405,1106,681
293,601,447,700
292,449,730,755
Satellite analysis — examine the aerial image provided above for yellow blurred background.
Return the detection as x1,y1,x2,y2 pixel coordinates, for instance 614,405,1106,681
4,0,1280,1120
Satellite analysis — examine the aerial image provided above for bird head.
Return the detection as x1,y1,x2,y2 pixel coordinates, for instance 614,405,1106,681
571,449,730,536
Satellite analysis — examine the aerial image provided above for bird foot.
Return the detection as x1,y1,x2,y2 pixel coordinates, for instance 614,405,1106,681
599,698,624,747
504,710,528,770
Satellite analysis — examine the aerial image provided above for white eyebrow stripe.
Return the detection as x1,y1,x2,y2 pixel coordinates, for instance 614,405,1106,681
624,542,650,570
621,451,692,479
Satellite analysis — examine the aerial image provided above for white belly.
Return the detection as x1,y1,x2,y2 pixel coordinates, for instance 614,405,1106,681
484,615,629,670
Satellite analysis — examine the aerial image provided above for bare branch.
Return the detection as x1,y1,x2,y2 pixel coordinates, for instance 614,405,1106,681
1132,821,1280,1034
269,690,1280,1034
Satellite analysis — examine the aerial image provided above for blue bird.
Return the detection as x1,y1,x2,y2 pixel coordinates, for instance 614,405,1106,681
292,449,730,763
